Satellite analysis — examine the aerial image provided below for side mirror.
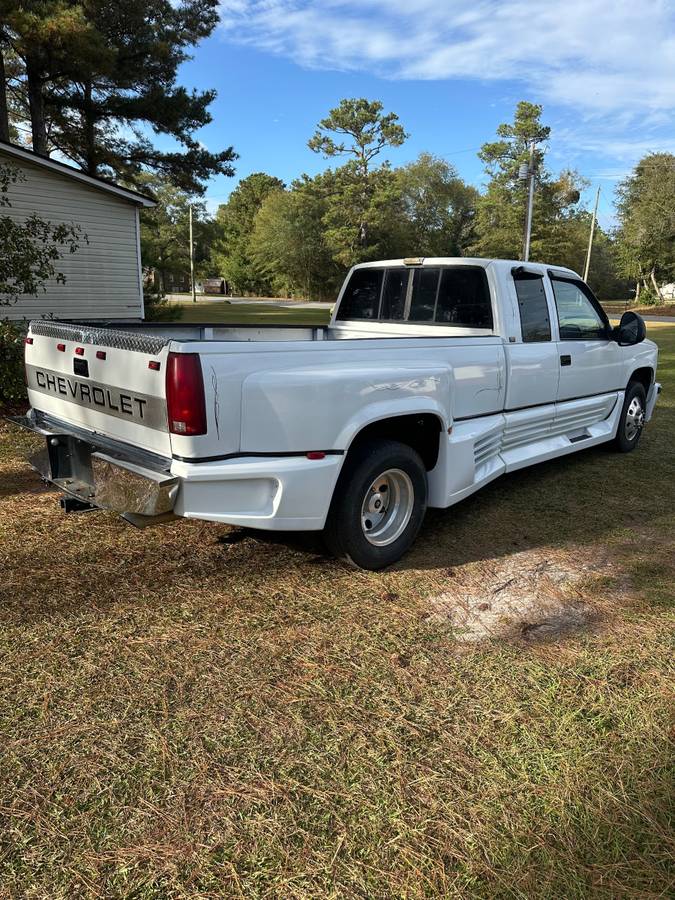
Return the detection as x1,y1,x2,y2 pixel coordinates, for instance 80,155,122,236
614,311,646,346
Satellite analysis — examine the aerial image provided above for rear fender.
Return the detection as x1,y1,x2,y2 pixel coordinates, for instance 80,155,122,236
240,362,453,453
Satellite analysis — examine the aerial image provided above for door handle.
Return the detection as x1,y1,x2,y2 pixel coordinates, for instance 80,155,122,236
560,354,572,366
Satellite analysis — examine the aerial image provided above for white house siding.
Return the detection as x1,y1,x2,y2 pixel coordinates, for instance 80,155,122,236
1,152,144,321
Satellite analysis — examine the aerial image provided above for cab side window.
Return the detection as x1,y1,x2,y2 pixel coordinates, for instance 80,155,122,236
336,268,384,320
513,272,551,342
551,277,608,340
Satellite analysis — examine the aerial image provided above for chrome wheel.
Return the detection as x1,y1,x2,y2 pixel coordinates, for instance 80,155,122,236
625,396,645,441
360,468,414,547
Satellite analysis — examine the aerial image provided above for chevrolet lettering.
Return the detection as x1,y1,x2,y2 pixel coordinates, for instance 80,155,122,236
25,365,166,431
9,258,660,569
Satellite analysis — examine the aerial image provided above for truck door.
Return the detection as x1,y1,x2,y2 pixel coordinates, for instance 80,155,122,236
505,268,559,410
548,274,623,401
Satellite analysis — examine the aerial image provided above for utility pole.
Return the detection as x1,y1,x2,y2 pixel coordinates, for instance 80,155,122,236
583,186,601,282
521,141,536,262
189,204,196,303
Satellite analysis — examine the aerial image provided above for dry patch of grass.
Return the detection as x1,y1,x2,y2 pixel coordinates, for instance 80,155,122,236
0,327,674,898
425,547,604,642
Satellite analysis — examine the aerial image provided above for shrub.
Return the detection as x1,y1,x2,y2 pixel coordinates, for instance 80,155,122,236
637,287,660,307
0,318,27,403
143,286,180,321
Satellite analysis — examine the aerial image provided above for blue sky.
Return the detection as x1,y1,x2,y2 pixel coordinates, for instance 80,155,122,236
176,0,675,228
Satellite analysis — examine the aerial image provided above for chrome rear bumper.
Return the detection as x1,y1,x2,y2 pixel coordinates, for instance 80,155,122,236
6,410,178,526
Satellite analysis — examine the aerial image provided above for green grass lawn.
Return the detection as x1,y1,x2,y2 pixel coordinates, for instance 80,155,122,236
0,326,673,897
602,300,675,317
175,301,331,326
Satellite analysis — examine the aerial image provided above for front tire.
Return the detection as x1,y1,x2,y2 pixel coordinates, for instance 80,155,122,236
614,381,647,452
323,439,427,570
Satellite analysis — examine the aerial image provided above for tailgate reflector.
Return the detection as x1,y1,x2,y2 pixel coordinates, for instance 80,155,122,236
306,451,326,460
166,352,207,436
96,350,107,360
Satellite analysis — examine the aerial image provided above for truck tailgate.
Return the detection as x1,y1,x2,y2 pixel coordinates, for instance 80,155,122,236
24,321,172,457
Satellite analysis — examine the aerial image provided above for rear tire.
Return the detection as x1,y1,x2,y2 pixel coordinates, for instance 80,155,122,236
613,381,647,452
323,439,427,570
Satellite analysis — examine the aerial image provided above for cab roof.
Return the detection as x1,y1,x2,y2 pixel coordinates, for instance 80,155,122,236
353,258,581,279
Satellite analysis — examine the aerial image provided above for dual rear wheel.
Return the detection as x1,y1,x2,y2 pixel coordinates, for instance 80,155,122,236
323,439,427,570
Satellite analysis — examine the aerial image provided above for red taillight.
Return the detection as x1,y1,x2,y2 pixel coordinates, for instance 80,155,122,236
96,350,106,360
25,337,33,345
75,346,85,356
148,360,161,371
166,352,207,436
306,451,326,460
57,343,66,352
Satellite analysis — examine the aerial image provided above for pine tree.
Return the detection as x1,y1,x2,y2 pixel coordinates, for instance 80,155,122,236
0,1,236,192
471,101,583,262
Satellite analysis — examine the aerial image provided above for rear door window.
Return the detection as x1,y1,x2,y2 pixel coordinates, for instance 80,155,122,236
513,272,551,342
336,268,384,320
435,267,493,328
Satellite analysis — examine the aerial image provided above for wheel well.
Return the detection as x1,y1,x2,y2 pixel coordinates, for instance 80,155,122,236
628,367,653,392
348,414,443,471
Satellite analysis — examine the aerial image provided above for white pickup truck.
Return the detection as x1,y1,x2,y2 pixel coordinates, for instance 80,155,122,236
11,257,660,569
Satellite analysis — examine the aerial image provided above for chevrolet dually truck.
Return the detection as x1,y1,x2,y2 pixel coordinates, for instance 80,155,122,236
9,258,660,569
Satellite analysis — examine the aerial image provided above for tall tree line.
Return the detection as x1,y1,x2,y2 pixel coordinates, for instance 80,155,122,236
0,1,236,193
212,100,632,302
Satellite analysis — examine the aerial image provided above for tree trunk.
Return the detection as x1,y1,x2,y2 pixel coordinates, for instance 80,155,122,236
635,281,641,303
82,80,97,175
25,56,47,155
649,268,663,302
0,41,10,143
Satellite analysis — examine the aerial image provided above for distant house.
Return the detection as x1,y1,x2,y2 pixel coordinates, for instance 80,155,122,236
1,141,155,321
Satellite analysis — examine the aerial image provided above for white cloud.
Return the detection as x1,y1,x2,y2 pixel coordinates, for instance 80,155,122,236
218,0,675,117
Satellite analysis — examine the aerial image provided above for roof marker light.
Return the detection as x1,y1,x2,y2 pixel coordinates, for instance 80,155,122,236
75,347,85,356
57,343,66,352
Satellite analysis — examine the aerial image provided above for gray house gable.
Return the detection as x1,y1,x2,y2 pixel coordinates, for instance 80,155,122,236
1,142,156,322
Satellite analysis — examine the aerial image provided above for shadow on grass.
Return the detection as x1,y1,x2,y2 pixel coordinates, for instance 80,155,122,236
244,404,675,574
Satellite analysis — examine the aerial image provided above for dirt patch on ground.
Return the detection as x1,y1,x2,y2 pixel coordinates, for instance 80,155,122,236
425,548,610,643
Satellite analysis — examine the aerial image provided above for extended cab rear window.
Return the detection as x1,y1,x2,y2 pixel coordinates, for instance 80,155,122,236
337,265,493,328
